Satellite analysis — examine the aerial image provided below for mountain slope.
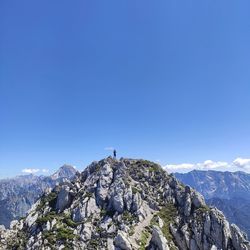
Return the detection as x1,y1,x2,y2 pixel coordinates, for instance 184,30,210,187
0,165,78,228
174,170,250,200
174,170,250,239
0,157,249,250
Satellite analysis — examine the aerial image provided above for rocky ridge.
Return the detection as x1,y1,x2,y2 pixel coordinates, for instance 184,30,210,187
174,170,250,238
0,165,78,228
0,157,249,250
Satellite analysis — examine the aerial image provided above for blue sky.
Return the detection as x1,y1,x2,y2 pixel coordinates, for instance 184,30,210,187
1,0,250,177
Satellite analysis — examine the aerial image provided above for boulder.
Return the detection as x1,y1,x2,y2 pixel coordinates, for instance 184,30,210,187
56,185,71,212
150,226,169,250
192,192,205,208
96,163,113,205
184,193,192,217
114,231,132,250
131,192,142,212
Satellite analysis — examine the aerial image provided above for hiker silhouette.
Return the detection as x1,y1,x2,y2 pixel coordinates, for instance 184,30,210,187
113,149,117,159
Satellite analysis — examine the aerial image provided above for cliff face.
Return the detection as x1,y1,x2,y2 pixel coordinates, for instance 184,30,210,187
174,170,250,238
0,158,249,250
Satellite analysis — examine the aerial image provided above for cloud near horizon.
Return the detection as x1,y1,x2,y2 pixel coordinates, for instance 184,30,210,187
104,147,114,151
22,168,49,174
233,158,250,170
165,158,250,173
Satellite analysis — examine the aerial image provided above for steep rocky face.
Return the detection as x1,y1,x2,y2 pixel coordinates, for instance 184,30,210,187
174,170,250,238
0,165,78,228
206,197,250,239
0,158,249,250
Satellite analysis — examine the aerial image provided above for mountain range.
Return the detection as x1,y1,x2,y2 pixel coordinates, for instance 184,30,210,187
0,165,78,228
0,157,249,249
175,170,250,239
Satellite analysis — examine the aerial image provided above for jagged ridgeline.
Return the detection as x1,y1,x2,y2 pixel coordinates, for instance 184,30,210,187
0,158,249,250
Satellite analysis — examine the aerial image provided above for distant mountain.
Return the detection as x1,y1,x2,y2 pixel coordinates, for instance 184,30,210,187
0,165,78,228
174,170,250,238
174,170,250,200
0,157,249,249
51,164,77,180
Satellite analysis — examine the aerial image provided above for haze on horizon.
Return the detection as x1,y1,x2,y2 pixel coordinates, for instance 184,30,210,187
1,0,250,178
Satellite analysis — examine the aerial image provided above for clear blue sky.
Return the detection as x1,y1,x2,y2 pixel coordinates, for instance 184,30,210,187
1,0,250,177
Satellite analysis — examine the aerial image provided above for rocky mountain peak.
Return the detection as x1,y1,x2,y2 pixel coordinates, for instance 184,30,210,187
0,158,249,250
50,164,78,180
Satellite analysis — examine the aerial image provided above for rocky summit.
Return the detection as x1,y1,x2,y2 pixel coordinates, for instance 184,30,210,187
0,157,249,250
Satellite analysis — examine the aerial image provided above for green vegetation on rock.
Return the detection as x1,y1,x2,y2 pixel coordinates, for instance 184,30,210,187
139,227,151,250
37,191,57,211
151,203,177,243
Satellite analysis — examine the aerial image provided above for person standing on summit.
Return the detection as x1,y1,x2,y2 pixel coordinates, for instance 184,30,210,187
113,149,117,159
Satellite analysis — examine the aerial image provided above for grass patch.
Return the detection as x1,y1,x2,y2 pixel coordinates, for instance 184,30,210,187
197,205,210,213
129,226,135,236
195,205,210,222
43,225,78,247
88,239,99,248
150,203,177,243
139,228,151,250
123,210,135,224
132,186,140,194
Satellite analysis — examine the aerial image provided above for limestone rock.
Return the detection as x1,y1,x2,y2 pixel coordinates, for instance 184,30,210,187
96,163,113,206
131,192,142,212
0,157,249,250
114,231,132,250
231,224,250,250
56,185,71,212
192,192,205,208
150,226,169,250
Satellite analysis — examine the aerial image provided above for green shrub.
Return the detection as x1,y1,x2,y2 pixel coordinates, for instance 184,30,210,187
36,211,58,226
57,227,75,241
63,217,77,228
123,211,135,224
132,186,140,194
37,192,57,211
139,229,150,250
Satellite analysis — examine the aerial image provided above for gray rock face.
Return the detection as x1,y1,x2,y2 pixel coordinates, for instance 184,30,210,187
114,231,132,250
123,186,133,211
0,157,249,250
192,191,205,208
56,185,71,212
0,165,78,228
131,192,142,212
231,224,250,250
96,163,113,206
184,193,192,217
150,226,169,250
